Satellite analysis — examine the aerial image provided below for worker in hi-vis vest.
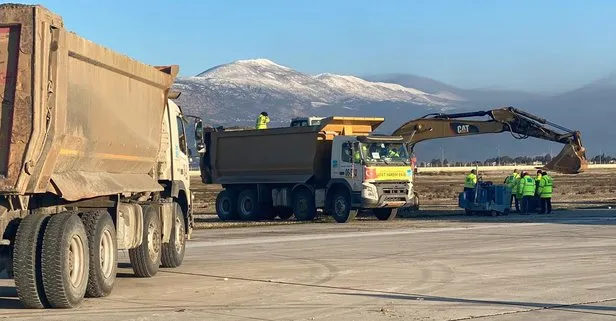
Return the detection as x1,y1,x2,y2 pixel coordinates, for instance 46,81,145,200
538,171,553,214
464,169,477,202
519,172,536,214
255,112,270,129
504,169,520,212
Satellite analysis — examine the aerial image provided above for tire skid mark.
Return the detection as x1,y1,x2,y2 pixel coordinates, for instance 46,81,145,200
298,261,457,321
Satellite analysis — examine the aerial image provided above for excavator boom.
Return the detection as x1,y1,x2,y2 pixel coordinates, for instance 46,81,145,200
392,107,588,174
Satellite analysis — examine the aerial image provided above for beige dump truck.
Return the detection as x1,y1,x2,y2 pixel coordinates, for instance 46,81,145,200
197,116,419,223
0,4,193,309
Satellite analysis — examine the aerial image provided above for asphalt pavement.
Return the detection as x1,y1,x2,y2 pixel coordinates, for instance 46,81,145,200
1,210,615,321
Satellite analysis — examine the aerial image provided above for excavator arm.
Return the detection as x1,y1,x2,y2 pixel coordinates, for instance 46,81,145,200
392,106,588,174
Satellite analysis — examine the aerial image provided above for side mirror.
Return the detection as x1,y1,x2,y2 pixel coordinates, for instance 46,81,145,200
194,119,204,141
196,142,205,152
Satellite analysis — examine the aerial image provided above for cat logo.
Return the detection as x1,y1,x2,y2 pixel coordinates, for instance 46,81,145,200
456,124,470,134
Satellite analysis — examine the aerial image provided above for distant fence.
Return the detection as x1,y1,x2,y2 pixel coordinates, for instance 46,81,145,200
416,164,616,173
189,164,616,177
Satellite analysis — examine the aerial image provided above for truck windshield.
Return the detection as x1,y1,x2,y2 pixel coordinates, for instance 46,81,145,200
360,142,409,164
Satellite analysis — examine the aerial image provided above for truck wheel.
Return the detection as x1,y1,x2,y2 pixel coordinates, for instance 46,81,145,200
374,208,398,221
275,207,294,220
216,190,238,221
41,212,90,308
161,203,186,268
237,189,262,221
129,205,162,277
80,211,117,298
13,214,50,309
292,189,316,221
330,190,357,223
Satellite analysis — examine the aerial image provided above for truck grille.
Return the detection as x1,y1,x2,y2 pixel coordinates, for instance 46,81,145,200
376,182,409,202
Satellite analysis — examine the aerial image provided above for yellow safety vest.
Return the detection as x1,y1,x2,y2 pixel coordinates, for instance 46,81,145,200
522,176,536,196
504,173,517,188
539,175,553,198
464,173,477,188
256,115,269,129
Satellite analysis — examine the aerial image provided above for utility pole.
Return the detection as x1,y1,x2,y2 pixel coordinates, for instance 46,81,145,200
497,145,500,166
441,145,446,166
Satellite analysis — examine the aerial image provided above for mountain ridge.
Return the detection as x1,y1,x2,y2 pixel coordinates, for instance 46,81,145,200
173,59,615,161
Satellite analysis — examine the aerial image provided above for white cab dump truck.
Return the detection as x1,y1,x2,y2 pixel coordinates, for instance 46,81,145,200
0,4,193,308
198,116,419,223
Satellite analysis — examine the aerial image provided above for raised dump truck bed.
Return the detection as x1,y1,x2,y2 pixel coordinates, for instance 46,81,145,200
0,3,176,200
206,117,385,185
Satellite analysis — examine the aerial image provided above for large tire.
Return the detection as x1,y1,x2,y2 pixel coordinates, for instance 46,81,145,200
80,211,117,298
292,189,316,221
237,189,262,221
13,214,50,309
129,205,162,277
216,190,238,221
330,189,357,223
374,208,398,221
161,203,186,268
41,212,90,308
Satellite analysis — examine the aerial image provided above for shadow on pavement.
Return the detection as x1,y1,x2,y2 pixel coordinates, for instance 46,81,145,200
328,291,616,316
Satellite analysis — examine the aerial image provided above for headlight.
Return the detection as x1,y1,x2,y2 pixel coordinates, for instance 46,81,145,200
362,183,378,200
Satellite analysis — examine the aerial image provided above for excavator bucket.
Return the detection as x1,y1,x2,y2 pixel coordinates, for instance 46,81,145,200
542,142,588,174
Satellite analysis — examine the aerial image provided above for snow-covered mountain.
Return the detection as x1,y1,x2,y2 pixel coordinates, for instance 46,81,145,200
173,59,462,128
172,58,616,161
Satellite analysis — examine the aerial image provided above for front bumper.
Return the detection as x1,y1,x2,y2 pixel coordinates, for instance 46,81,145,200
361,181,414,208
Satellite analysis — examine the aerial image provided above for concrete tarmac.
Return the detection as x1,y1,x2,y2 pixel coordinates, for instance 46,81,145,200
1,210,615,320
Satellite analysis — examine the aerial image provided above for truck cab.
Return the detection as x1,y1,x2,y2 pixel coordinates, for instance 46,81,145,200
328,135,417,220
290,116,325,127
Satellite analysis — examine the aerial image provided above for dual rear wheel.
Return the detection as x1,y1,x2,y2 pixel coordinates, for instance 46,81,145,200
14,211,95,308
12,202,186,309
216,188,302,221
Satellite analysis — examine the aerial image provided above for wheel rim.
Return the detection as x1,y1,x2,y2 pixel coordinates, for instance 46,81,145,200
241,197,253,214
69,234,86,288
148,221,161,263
334,196,346,215
99,229,115,279
174,215,185,253
297,198,307,214
221,198,231,213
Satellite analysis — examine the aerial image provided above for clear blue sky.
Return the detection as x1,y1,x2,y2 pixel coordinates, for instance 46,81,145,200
23,0,616,92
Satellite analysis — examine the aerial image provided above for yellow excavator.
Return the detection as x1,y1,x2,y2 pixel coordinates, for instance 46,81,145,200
392,106,588,174
392,106,588,215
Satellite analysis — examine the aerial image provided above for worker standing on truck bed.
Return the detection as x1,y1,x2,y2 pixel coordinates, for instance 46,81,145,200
504,169,520,212
538,171,553,214
464,169,477,202
256,112,270,129
519,172,536,214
